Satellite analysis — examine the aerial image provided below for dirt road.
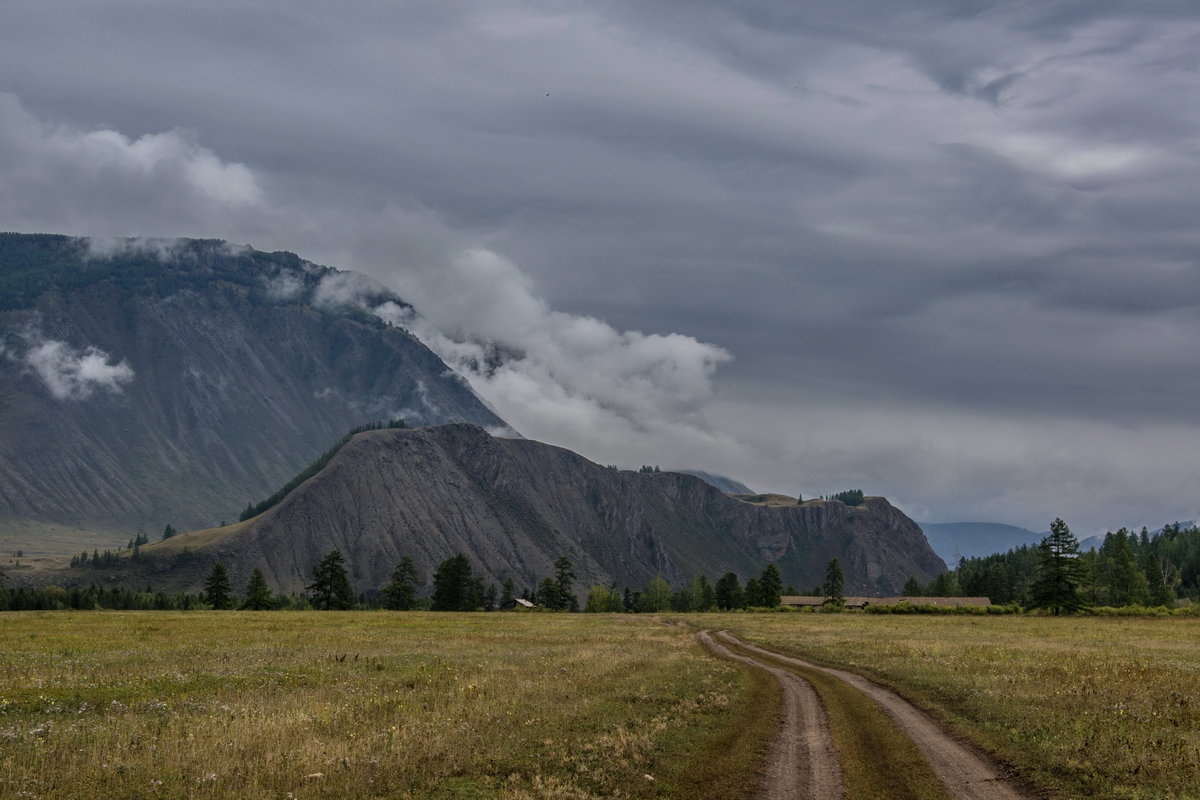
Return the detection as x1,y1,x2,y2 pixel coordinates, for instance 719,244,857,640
702,630,1033,800
698,630,842,800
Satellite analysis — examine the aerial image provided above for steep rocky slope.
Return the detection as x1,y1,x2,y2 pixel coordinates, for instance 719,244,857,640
141,424,946,598
0,234,507,538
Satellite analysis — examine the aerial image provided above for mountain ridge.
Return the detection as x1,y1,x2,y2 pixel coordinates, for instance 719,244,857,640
123,424,947,598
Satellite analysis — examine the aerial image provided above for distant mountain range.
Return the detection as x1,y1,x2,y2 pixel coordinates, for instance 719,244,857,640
0,233,505,543
918,522,1047,564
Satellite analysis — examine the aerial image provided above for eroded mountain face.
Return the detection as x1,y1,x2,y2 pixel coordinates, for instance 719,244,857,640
0,234,507,533
178,425,945,598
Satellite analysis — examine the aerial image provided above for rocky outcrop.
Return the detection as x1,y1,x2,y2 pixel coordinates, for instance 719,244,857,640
148,424,946,598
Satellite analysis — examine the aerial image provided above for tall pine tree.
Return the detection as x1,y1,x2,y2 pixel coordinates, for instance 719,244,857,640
307,550,355,610
823,557,845,607
383,556,420,610
203,562,233,610
241,568,273,610
1029,518,1084,614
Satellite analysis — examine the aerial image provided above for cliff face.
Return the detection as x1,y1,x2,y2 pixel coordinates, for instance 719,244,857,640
0,234,507,534
156,424,946,598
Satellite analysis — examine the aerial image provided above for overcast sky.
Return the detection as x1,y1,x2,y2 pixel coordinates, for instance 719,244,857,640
3,0,1199,534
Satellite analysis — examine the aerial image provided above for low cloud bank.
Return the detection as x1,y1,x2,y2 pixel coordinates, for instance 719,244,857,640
9,328,135,401
382,248,739,466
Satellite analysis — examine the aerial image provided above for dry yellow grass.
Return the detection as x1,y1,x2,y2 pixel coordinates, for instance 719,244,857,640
701,613,1200,800
0,612,764,800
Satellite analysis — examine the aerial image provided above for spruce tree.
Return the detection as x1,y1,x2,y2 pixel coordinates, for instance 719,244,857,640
744,577,764,607
241,568,273,610
307,550,355,610
823,557,845,607
431,553,475,611
382,556,420,610
554,556,577,611
714,572,744,610
1106,530,1150,606
759,563,783,608
1144,555,1175,607
902,576,924,597
1029,518,1084,614
535,577,561,610
203,562,233,610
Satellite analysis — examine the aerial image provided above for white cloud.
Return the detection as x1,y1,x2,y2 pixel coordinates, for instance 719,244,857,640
312,270,388,311
83,236,188,261
390,248,739,469
18,334,135,401
264,269,307,302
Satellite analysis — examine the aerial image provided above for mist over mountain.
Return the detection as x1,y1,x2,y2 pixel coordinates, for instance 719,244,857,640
676,470,754,495
0,233,507,540
135,424,945,598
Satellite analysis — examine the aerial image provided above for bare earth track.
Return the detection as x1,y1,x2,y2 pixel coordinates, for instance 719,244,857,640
698,631,842,800
701,631,1034,800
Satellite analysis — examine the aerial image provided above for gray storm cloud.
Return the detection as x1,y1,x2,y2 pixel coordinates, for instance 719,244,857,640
2,1,1200,532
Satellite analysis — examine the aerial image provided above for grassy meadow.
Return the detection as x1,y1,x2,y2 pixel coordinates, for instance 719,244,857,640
701,613,1200,800
0,612,773,800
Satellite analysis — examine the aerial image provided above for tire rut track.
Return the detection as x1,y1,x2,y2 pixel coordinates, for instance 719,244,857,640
713,631,1034,800
697,630,842,800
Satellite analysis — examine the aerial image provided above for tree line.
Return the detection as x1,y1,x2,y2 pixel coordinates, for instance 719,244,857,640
1,550,837,613
906,518,1200,612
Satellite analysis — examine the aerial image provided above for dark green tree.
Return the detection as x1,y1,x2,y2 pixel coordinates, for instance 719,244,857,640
382,556,420,610
554,555,578,611
501,577,515,607
902,576,924,597
714,572,744,610
241,568,273,610
1029,518,1084,614
983,561,1012,604
535,577,562,610
692,574,716,611
161,523,177,541
1105,529,1150,606
744,577,764,607
926,571,962,597
759,563,783,608
830,489,865,507
431,553,477,611
823,557,845,607
307,550,355,610
1144,555,1175,607
203,562,233,610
